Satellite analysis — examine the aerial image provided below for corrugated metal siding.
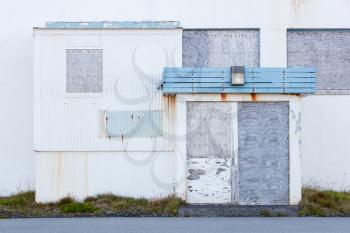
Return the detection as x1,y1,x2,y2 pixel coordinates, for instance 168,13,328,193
288,30,350,91
34,30,182,151
183,30,260,67
238,102,289,205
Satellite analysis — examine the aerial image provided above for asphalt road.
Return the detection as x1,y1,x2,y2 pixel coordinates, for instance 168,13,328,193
1,217,350,233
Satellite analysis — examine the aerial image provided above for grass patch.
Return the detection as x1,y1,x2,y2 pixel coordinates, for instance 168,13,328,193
60,203,96,213
90,193,184,216
0,191,35,207
260,209,272,217
58,196,75,207
299,188,350,216
0,191,184,217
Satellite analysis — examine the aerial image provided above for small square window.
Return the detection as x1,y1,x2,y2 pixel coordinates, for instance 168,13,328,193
66,49,103,93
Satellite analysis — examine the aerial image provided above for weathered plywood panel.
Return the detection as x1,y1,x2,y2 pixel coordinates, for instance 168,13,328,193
238,102,289,205
187,158,231,204
288,30,350,91
66,49,103,93
187,102,233,158
183,30,260,67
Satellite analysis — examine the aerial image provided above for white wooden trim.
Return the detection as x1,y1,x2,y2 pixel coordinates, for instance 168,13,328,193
289,98,302,205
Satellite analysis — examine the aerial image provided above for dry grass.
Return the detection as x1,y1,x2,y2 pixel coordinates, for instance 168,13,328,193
4,188,349,217
299,188,350,216
0,191,184,218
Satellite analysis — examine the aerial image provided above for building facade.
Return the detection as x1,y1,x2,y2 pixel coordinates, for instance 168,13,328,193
1,0,350,202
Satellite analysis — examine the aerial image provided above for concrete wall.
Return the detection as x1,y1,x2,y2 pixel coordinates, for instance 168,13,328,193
1,0,350,195
301,95,350,191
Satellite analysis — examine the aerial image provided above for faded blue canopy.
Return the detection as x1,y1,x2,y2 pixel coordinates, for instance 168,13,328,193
160,67,316,94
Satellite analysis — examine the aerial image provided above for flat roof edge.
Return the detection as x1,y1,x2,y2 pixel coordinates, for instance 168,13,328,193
41,21,181,29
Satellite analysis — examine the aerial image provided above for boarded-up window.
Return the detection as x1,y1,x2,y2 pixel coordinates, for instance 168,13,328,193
187,102,233,158
183,30,260,67
288,30,350,91
66,49,103,93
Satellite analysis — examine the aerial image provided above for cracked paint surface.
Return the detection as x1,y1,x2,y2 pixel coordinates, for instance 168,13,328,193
187,158,231,204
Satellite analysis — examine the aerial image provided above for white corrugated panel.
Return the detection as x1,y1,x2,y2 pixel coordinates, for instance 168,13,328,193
34,29,182,151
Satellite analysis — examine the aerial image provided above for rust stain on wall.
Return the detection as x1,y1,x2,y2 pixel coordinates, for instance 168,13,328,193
169,95,176,114
250,93,258,101
84,154,89,197
220,93,228,101
164,94,176,121
55,153,62,200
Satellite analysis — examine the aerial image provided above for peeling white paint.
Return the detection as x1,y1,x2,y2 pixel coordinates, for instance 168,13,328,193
187,158,231,204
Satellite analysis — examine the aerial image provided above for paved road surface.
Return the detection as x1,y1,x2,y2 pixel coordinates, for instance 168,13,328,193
1,217,349,233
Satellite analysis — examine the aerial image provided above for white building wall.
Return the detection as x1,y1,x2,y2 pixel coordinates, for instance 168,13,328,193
301,95,350,191
33,29,181,152
1,0,350,195
36,152,175,203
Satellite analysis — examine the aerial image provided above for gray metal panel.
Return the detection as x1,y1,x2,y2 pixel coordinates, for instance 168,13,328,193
106,110,162,137
238,102,289,205
288,30,350,91
183,30,260,67
66,49,103,93
187,102,233,158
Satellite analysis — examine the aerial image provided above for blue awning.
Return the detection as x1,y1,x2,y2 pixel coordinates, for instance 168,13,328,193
161,67,316,94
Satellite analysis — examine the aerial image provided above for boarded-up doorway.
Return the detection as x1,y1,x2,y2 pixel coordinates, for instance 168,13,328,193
186,102,234,204
186,101,290,205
